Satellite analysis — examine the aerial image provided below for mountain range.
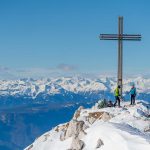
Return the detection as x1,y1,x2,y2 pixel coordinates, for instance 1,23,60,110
0,76,150,99
0,76,150,150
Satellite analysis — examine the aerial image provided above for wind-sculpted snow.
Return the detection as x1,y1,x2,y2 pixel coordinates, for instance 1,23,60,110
25,100,150,150
0,76,150,101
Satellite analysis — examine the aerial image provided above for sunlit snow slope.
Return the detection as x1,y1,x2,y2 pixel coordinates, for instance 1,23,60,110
25,100,150,150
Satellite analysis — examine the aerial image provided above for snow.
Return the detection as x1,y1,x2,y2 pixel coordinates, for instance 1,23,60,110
83,122,149,150
1,76,150,99
29,130,72,150
25,100,150,150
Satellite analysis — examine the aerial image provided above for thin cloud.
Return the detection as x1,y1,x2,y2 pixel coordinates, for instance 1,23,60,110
0,66,10,72
0,65,78,79
15,68,60,78
57,63,77,72
0,66,17,79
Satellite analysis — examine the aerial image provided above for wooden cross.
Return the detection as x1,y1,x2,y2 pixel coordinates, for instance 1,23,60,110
99,16,141,96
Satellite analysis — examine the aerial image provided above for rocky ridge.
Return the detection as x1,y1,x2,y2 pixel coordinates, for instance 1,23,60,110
25,100,150,150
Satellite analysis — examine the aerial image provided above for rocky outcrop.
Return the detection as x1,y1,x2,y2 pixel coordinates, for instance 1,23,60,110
144,125,150,132
101,112,112,121
96,138,104,149
60,120,87,141
26,144,33,150
59,106,87,149
43,133,51,142
55,123,69,133
69,135,85,150
86,111,113,124
25,101,150,150
73,106,84,120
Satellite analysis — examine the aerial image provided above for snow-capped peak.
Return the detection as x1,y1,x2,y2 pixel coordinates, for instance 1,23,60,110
25,100,150,150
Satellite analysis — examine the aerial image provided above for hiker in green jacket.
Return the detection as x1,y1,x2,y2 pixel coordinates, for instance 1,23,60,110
114,85,121,107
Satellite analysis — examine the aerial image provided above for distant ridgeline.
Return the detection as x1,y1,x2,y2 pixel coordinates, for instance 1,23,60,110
0,77,150,108
0,76,150,108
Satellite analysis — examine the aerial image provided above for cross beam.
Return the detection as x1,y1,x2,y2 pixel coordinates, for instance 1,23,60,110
99,16,141,96
100,34,141,40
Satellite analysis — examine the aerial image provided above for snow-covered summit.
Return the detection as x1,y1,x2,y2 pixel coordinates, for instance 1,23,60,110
25,100,150,150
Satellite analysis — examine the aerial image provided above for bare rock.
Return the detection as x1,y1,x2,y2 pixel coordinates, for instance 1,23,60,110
43,133,50,142
86,111,112,124
96,138,104,149
55,123,69,132
87,112,104,124
70,135,85,150
88,112,104,119
26,144,33,150
101,112,112,121
87,112,103,122
60,120,87,141
78,130,87,139
60,130,67,141
88,116,97,124
65,120,86,139
59,123,70,141
73,106,84,120
144,125,150,132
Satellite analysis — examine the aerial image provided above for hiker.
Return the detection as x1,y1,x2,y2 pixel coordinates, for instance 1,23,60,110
129,85,136,105
114,85,121,107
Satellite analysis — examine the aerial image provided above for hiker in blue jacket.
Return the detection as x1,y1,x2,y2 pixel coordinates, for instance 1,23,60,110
129,85,136,105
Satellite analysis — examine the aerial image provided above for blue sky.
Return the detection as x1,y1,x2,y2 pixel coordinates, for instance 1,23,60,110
0,0,150,78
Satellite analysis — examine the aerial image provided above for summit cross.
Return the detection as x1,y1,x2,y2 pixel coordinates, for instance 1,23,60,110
100,16,141,96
